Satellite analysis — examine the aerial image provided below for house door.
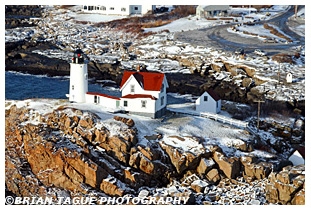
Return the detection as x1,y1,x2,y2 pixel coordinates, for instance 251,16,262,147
116,100,120,108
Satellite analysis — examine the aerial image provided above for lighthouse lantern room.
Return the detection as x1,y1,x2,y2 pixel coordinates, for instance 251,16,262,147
68,49,89,103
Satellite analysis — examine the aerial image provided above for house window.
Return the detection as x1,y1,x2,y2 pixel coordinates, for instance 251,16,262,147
130,85,135,93
94,95,99,104
204,96,208,101
134,7,138,10
121,7,126,12
101,6,106,11
141,100,146,108
110,7,114,10
96,6,100,10
124,101,128,107
83,6,87,10
161,96,164,106
71,85,74,90
88,6,93,10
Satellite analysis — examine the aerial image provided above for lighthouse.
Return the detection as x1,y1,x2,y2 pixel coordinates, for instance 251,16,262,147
68,49,88,103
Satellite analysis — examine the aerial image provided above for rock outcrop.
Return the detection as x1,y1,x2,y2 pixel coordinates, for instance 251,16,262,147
5,100,305,204
265,165,305,204
5,104,170,198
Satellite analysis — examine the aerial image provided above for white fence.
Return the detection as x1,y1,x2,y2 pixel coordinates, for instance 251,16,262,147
200,112,248,128
167,107,248,128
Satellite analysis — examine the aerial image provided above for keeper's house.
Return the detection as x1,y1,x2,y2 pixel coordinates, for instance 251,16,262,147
119,70,169,118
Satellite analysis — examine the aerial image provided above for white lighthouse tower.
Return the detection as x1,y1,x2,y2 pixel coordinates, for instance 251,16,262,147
68,49,88,103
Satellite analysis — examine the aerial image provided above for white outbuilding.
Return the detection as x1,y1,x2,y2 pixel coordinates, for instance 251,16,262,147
286,72,293,83
195,90,221,114
288,147,305,166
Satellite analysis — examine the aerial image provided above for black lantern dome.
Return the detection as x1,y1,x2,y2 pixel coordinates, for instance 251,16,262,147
72,49,88,64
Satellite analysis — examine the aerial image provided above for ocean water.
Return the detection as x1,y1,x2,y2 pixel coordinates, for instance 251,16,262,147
5,71,120,100
5,71,191,104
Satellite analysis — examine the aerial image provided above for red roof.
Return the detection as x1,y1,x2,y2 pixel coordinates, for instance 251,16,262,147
297,147,305,159
122,94,157,100
120,71,165,91
206,89,221,101
86,92,120,100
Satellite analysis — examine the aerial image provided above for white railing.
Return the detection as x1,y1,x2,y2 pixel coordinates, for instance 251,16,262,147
167,107,248,128
200,112,248,128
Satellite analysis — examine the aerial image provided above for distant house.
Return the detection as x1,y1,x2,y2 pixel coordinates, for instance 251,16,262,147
196,5,230,18
119,70,169,118
196,90,221,114
286,72,293,83
82,5,155,16
289,147,305,166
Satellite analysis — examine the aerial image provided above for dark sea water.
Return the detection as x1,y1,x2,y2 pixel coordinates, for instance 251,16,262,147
5,71,190,104
5,71,120,100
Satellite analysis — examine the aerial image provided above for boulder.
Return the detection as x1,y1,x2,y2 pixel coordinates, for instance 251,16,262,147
114,116,135,127
291,188,305,205
241,156,272,180
211,62,224,72
242,78,253,88
100,177,125,196
212,151,241,179
196,157,215,177
253,162,273,180
190,179,209,193
232,139,253,152
159,136,206,174
206,168,221,184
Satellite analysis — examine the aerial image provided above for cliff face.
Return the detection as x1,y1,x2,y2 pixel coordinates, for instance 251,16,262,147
5,99,305,204
5,102,171,198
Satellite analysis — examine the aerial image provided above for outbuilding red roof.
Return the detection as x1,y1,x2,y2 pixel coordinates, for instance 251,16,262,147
122,94,157,100
297,147,305,159
206,89,221,101
120,71,165,91
86,92,120,100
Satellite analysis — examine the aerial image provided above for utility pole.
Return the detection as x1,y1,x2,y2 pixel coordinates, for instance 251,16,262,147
278,62,281,84
254,100,265,130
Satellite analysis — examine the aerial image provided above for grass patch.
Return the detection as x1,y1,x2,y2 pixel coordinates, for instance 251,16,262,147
263,23,292,42
271,53,294,64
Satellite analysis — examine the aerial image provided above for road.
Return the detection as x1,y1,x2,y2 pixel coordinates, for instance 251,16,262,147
174,6,304,55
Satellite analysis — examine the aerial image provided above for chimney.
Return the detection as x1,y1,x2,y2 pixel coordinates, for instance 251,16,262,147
136,64,141,72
